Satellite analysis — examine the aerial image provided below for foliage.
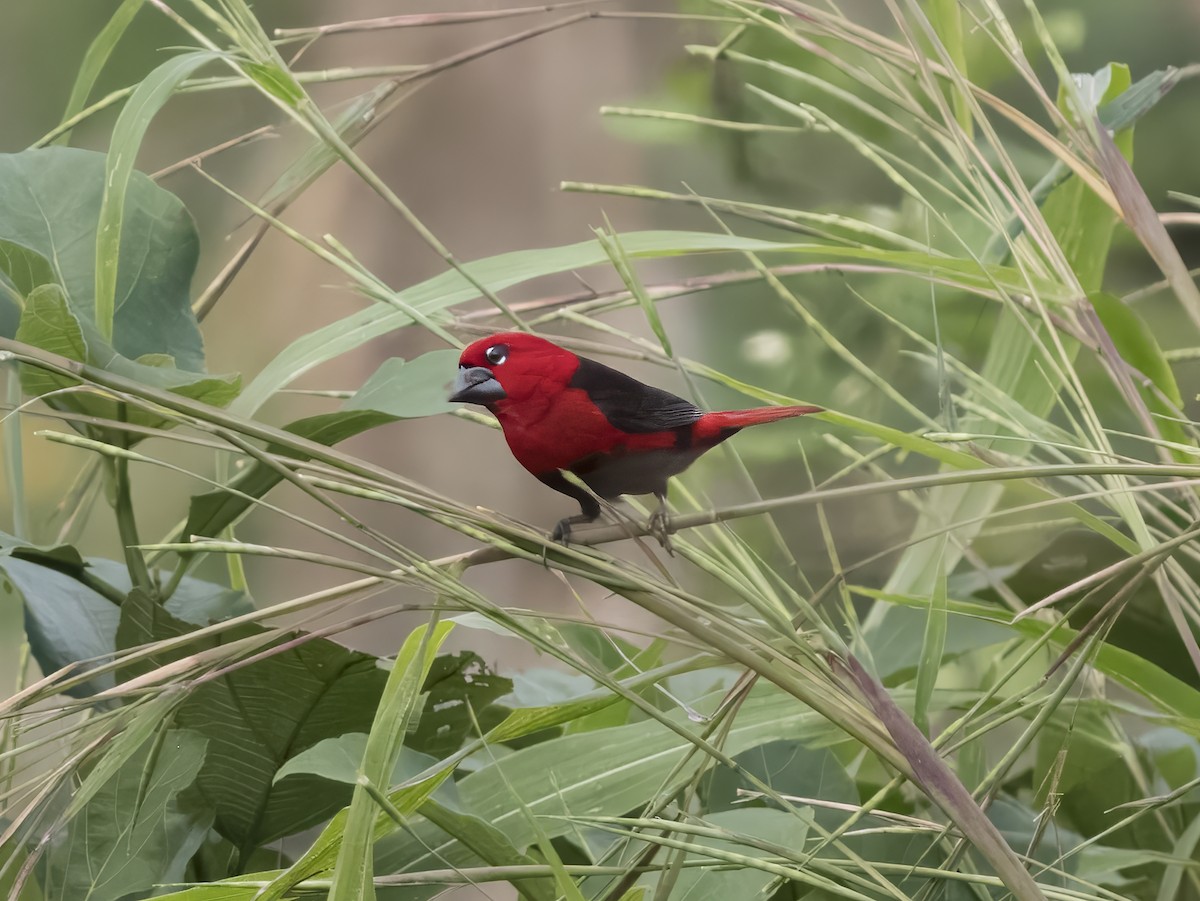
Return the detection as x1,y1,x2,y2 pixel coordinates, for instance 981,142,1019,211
1,2,1199,901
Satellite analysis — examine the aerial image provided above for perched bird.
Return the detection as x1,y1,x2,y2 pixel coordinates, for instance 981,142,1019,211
449,332,822,543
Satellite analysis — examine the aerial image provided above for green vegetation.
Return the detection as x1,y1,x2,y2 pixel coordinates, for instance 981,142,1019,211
2,2,1199,900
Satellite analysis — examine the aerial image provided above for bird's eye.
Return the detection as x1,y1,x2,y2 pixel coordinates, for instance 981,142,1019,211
485,344,508,366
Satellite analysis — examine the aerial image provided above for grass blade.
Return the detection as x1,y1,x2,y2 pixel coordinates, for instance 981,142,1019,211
95,50,219,342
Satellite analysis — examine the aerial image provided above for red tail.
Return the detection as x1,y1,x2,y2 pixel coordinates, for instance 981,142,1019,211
709,405,823,428
694,405,822,441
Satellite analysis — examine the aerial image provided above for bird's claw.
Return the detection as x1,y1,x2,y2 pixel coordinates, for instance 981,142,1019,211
648,509,674,555
550,519,572,545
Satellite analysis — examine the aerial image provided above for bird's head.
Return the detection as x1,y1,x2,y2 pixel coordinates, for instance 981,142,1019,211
448,332,579,408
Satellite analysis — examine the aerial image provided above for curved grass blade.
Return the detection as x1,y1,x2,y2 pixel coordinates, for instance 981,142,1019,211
95,50,219,342
54,0,145,146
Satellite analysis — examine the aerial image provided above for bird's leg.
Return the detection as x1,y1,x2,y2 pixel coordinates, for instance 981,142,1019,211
538,471,602,548
551,513,598,545
648,491,673,555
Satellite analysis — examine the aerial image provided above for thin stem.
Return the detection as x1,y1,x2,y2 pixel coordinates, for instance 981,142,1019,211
110,404,152,598
4,368,28,539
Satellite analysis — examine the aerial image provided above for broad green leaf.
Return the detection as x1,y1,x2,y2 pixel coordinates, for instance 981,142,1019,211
1138,728,1200,787
1,549,250,699
273,732,376,786
56,691,187,822
0,147,205,369
275,738,459,807
14,281,240,432
0,239,57,311
89,558,254,624
183,408,399,540
865,594,1013,682
992,528,1199,685
0,556,120,698
375,682,847,874
990,796,1164,887
95,51,218,342
11,276,72,354
102,350,241,415
43,728,212,901
1034,705,1128,825
408,651,514,758
116,589,390,847
0,528,87,569
346,350,461,419
15,283,88,400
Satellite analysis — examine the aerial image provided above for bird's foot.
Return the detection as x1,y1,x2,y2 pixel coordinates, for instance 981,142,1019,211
550,518,573,545
648,508,674,555
551,513,597,547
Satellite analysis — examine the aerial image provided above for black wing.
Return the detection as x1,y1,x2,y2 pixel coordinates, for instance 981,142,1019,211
570,356,703,433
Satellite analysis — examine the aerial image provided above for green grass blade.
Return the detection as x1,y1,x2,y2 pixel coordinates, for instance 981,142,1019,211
94,50,219,342
912,540,948,736
54,0,145,146
328,619,453,901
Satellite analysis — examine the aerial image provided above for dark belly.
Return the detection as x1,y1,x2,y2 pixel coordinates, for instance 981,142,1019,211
570,447,709,499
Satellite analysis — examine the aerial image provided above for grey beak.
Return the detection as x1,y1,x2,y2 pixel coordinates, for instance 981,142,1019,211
449,366,507,404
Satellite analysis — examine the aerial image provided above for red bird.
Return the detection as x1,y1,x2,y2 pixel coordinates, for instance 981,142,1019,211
449,332,822,542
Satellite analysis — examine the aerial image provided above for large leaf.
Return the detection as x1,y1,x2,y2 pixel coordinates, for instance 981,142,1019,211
375,681,848,874
15,278,240,434
0,147,205,370
90,557,254,623
0,556,118,698
274,737,459,806
0,240,57,324
42,728,212,901
115,589,390,848
1,547,251,699
408,650,514,758
344,349,461,419
14,283,87,401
